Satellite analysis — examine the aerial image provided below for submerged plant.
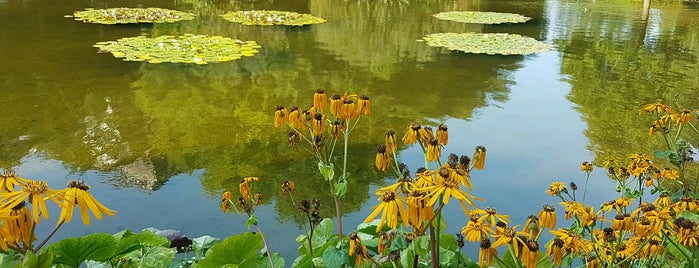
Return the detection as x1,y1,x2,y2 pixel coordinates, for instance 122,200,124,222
68,7,195,24
221,10,326,26
94,34,261,64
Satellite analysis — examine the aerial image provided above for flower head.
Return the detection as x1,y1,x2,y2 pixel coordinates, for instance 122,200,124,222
58,180,116,226
472,145,486,170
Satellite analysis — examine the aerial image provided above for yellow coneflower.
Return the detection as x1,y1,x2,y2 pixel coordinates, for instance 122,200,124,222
402,123,421,145
418,126,434,146
677,109,692,124
281,180,295,196
546,181,566,196
405,190,433,233
550,228,591,256
288,130,301,148
357,95,370,116
653,193,672,208
348,231,371,266
313,89,327,111
547,237,565,265
239,180,251,200
521,239,540,268
4,201,35,247
274,106,288,127
580,161,593,172
676,196,699,212
221,191,232,212
586,255,600,268
476,207,510,227
639,102,673,115
426,138,441,163
329,94,342,117
524,215,540,238
364,190,408,232
635,216,652,237
640,237,664,258
424,168,481,211
478,238,497,267
311,112,325,136
341,99,358,120
492,225,527,255
661,167,679,180
58,180,116,226
288,106,304,130
472,145,486,170
580,206,601,227
538,204,557,229
461,216,493,242
414,168,435,188
254,193,263,205
611,214,626,231
435,124,448,145
0,172,28,192
649,120,661,136
330,119,344,138
375,145,390,172
0,179,62,223
560,201,585,220
676,218,699,247
385,129,397,153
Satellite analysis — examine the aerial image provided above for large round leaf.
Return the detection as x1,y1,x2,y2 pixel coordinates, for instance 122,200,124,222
421,32,552,55
433,11,531,24
68,7,195,24
221,10,326,26
93,34,261,64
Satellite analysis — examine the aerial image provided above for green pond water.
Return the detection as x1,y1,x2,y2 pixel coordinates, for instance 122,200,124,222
0,0,698,262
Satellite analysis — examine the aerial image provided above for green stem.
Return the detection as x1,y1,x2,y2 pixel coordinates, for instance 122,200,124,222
254,224,276,268
34,220,64,252
582,171,591,205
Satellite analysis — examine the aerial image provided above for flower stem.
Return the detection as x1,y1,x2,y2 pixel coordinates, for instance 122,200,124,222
34,220,64,252
255,224,276,268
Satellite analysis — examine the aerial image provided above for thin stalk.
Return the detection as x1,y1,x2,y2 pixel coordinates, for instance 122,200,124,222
329,182,344,239
429,225,439,268
34,220,64,252
582,170,591,205
254,224,276,268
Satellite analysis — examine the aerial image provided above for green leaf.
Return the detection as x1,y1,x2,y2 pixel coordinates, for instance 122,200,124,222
438,246,455,266
399,247,415,268
196,232,262,267
247,214,258,230
84,260,111,268
321,246,350,267
45,233,117,267
21,251,52,268
433,11,531,24
119,247,176,268
114,229,170,256
239,252,285,268
388,233,408,251
439,233,458,251
0,251,21,268
411,236,430,258
70,8,195,24
192,235,220,259
421,32,551,55
653,150,673,158
334,180,347,198
318,162,335,182
669,152,682,167
311,218,334,250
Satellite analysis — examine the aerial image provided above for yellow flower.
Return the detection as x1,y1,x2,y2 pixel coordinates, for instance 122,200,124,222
661,168,679,180
550,228,591,256
475,207,510,227
385,129,397,153
375,145,390,172
538,204,556,229
0,180,62,223
311,112,325,136
58,180,116,226
461,216,493,242
478,238,497,267
313,89,327,111
330,119,344,138
639,102,673,115
330,94,342,117
356,95,370,116
547,238,564,265
676,218,699,247
402,123,421,145
288,130,301,148
424,168,480,211
580,161,593,172
239,180,251,200
546,181,566,196
3,201,35,247
492,225,527,255
280,180,295,196
418,126,434,146
472,145,486,170
288,107,306,130
677,109,692,124
653,193,672,208
274,106,288,127
0,172,29,192
405,190,433,233
521,239,540,268
340,99,358,120
426,138,441,163
676,196,699,213
436,124,448,145
348,231,371,266
221,191,232,212
364,190,408,232
640,238,664,258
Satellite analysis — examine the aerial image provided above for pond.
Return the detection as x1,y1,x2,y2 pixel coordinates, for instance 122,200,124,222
1,0,698,264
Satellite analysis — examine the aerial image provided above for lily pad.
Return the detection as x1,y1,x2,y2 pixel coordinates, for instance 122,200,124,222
68,7,195,24
421,33,552,55
221,10,326,26
93,34,261,64
433,11,531,24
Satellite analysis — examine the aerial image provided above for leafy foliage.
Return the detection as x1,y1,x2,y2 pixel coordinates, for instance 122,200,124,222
433,11,532,24
421,32,552,55
221,10,326,26
94,34,261,64
68,8,195,24
44,233,117,267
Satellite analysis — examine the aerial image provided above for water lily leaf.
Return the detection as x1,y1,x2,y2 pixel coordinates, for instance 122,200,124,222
70,7,195,24
93,34,261,64
433,11,531,24
221,10,326,26
421,32,552,55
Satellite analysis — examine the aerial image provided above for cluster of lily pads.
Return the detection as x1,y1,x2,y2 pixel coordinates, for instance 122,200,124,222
94,34,261,64
221,10,326,26
424,11,551,55
68,7,195,24
69,7,326,64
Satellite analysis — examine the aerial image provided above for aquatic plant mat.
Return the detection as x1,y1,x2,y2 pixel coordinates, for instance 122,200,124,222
94,34,261,64
220,10,326,26
433,11,531,24
68,7,195,24
421,33,552,55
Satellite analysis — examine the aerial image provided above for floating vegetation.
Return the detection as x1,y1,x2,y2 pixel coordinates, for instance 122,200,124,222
220,10,326,26
93,34,261,64
68,7,195,24
433,11,531,24
421,33,552,55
